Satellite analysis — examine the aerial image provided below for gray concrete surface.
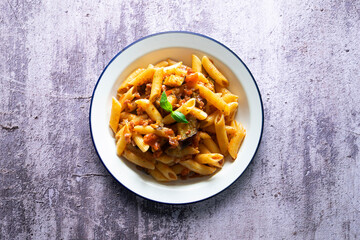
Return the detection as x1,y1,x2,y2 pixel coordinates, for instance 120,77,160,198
1,0,359,239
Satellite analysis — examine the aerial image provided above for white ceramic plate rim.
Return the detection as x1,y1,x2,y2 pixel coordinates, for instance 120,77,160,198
89,31,264,204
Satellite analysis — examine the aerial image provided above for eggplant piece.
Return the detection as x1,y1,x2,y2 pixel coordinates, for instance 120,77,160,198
176,116,198,141
165,145,199,158
165,117,199,157
165,145,183,157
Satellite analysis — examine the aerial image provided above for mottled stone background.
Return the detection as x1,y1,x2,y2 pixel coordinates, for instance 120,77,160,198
1,0,359,239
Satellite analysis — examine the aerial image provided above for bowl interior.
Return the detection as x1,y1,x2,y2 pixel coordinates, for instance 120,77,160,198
90,33,263,204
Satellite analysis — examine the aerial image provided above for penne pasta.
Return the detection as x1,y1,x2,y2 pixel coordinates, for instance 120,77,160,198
118,86,136,107
214,83,223,94
202,125,237,135
116,123,130,141
156,162,177,181
198,144,211,154
117,68,145,92
149,68,164,102
228,121,246,160
122,146,156,169
203,137,221,154
109,97,122,133
200,111,218,128
179,160,217,175
192,54,202,72
197,84,230,115
201,56,229,87
132,133,150,152
171,164,186,175
148,169,169,181
214,113,229,155
187,72,209,84
226,102,239,123
125,101,137,112
167,58,178,65
128,64,155,87
197,72,209,84
204,103,213,115
115,127,122,142
199,131,212,140
163,62,182,75
154,60,169,68
133,125,172,138
116,125,127,156
135,99,163,123
222,93,239,103
190,107,208,120
195,153,224,168
122,148,155,169
133,125,155,134
156,154,174,165
120,113,148,125
228,102,238,114
214,82,230,95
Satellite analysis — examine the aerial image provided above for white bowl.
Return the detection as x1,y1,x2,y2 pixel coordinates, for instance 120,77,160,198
89,32,263,204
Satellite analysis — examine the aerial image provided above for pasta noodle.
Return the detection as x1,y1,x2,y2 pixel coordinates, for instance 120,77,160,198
109,53,246,182
167,58,178,65
128,64,155,87
200,111,218,128
149,168,169,182
202,125,237,135
228,121,246,160
190,107,208,120
201,56,229,87
132,132,150,152
109,97,122,133
197,84,230,116
156,162,177,181
135,99,163,123
195,153,224,168
214,113,229,155
192,54,202,73
122,149,155,170
154,60,169,68
149,68,164,102
116,125,127,156
198,144,211,154
117,68,145,93
171,164,186,175
179,160,217,175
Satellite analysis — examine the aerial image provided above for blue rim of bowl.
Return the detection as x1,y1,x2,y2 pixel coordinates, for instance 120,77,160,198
89,31,264,205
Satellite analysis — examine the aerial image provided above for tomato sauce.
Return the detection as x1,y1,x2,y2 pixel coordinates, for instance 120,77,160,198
144,133,161,151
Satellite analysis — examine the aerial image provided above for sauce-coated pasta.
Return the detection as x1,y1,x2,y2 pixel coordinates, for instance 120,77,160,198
109,54,246,182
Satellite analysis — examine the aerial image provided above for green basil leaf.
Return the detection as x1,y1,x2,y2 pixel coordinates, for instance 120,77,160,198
171,111,189,123
160,91,173,112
